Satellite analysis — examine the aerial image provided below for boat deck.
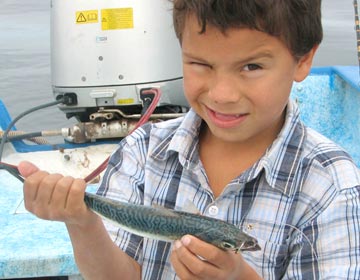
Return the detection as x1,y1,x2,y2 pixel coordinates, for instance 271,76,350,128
0,66,359,279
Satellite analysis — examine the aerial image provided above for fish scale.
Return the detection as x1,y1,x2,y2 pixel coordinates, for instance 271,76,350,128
84,192,261,252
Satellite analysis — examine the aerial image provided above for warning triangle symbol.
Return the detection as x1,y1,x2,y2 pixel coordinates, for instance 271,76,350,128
77,13,87,23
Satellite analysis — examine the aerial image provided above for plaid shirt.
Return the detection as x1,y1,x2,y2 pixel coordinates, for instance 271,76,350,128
97,100,360,280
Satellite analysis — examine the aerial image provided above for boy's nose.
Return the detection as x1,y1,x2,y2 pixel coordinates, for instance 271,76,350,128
208,74,241,104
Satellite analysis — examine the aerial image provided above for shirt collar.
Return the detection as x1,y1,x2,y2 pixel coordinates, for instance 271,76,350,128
150,109,202,169
151,101,306,196
258,100,306,196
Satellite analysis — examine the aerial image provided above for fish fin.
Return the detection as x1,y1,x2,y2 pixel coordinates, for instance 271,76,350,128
151,203,179,217
175,199,201,215
151,199,201,216
151,203,168,210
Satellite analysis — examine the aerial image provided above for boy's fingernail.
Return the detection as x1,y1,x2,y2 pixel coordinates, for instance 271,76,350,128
174,240,182,250
181,235,191,246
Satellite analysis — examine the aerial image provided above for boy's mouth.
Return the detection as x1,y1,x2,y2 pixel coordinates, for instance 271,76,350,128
206,107,248,128
214,111,243,120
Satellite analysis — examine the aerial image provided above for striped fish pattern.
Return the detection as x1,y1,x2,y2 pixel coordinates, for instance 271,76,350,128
84,192,261,252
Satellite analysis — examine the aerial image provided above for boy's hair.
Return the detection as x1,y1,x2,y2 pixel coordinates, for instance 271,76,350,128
171,0,323,58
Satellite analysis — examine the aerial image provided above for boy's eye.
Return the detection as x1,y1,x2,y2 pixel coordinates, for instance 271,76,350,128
244,64,261,71
190,62,211,68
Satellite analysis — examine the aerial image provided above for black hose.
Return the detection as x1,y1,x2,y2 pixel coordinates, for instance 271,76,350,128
140,97,153,116
0,99,64,161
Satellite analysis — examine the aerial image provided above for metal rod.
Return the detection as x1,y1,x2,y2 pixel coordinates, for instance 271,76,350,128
354,0,360,76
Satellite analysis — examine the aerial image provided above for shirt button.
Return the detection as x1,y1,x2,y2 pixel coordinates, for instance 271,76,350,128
208,205,219,216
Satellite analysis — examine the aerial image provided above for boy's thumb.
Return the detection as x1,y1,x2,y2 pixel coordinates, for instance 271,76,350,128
18,161,40,178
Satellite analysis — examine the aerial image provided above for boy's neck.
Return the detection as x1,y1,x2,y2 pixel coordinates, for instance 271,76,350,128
198,113,285,197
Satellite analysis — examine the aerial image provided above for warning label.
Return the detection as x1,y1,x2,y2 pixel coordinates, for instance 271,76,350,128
117,98,135,105
76,10,99,24
101,8,134,30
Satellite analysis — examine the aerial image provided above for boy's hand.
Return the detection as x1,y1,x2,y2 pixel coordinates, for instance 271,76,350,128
18,161,96,227
171,235,260,280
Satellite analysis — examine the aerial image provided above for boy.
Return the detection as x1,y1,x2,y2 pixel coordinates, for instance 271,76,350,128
19,0,360,279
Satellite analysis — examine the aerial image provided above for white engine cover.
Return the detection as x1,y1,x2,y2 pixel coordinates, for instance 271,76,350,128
51,0,187,113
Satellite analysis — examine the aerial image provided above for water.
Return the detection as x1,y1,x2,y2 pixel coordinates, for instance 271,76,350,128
0,0,69,136
0,0,358,138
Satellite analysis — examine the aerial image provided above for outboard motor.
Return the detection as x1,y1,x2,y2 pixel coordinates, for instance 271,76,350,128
51,0,188,142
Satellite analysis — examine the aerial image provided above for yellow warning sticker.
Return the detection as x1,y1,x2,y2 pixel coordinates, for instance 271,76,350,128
117,98,135,105
76,10,99,24
101,8,134,30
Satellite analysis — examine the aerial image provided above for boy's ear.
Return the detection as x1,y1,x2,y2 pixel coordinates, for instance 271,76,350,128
294,45,319,82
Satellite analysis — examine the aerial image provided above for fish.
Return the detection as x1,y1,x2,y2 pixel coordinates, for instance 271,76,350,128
0,164,260,252
84,192,261,252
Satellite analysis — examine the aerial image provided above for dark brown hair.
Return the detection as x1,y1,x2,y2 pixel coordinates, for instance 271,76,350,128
171,0,323,58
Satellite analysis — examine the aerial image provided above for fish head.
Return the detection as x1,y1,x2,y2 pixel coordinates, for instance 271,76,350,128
217,235,261,252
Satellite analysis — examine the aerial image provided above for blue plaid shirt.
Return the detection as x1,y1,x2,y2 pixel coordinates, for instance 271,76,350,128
97,100,360,279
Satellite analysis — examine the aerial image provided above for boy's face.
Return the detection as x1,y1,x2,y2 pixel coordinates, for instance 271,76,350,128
181,14,315,147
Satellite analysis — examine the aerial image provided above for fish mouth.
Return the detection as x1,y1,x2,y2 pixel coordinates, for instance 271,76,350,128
248,243,261,251
235,241,261,252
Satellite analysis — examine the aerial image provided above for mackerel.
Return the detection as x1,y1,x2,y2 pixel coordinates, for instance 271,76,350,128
84,192,261,252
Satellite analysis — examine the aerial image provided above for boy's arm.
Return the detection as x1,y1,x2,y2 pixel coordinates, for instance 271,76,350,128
19,161,141,280
66,216,140,280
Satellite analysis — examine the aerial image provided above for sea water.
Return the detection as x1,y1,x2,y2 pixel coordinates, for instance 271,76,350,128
0,0,358,135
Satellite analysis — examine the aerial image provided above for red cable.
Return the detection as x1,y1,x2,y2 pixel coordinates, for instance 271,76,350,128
83,88,161,183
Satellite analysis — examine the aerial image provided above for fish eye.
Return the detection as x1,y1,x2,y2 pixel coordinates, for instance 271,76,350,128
221,242,235,250
246,240,256,247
